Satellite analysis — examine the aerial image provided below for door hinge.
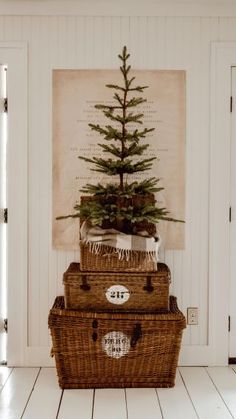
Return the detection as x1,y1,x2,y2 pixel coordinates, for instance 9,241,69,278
229,206,232,223
0,208,8,224
229,315,231,332
3,97,8,113
230,96,233,112
4,208,8,223
3,319,7,333
0,318,7,333
0,361,7,366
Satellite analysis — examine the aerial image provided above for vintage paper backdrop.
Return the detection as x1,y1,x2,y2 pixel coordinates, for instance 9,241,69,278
52,69,185,249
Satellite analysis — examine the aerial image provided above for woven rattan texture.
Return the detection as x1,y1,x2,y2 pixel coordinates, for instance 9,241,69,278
49,296,186,389
63,262,171,312
80,242,157,272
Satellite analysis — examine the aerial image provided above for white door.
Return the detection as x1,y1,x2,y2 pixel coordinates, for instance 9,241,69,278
229,66,236,360
0,44,27,366
0,64,7,364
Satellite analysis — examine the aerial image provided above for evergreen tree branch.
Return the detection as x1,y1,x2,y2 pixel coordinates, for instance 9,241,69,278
125,142,149,156
122,127,155,142
113,93,124,106
128,86,149,92
98,143,122,158
106,84,125,92
126,97,147,108
58,46,185,229
127,77,136,88
80,178,164,197
133,157,157,170
63,197,184,227
89,124,122,141
125,112,144,124
79,156,157,175
95,104,122,110
101,111,144,125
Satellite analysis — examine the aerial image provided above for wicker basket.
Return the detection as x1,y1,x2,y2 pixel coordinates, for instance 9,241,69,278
63,262,170,312
80,242,157,272
49,296,186,389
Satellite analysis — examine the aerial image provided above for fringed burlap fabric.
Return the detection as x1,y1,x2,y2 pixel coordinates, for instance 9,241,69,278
80,221,161,262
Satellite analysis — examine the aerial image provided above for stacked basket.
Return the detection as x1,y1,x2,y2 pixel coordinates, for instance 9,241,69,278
49,244,186,389
49,46,186,388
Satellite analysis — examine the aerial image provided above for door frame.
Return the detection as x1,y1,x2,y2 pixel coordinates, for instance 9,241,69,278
207,42,236,365
229,66,236,360
180,42,236,366
0,41,233,367
0,43,28,366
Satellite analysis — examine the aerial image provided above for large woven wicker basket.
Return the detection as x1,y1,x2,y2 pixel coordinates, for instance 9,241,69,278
63,262,171,312
80,242,157,272
49,296,186,389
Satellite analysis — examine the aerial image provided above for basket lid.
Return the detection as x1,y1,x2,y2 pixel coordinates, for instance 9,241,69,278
49,295,186,329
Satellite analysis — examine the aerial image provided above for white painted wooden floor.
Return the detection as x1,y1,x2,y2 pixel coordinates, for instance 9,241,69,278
1,366,236,418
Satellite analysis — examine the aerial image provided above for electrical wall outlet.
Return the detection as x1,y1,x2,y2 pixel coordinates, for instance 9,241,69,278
187,307,198,325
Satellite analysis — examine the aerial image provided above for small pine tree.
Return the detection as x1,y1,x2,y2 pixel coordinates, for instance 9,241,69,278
58,46,182,234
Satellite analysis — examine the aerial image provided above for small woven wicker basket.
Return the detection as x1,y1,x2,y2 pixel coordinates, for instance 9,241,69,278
80,242,157,272
63,262,170,312
79,194,158,272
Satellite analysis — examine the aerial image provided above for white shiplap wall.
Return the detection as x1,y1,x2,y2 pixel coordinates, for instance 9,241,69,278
1,11,235,357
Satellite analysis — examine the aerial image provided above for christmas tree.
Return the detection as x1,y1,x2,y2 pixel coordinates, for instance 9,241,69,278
58,46,182,234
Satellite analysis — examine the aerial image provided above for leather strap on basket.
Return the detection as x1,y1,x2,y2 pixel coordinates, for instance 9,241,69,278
80,275,91,291
143,276,154,293
92,319,98,342
131,323,142,347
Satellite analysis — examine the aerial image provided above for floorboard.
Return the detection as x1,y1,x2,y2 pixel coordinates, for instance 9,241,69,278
157,370,198,419
125,387,162,419
179,367,233,419
0,367,12,391
206,366,236,418
93,388,127,419
0,367,39,419
22,368,62,419
58,389,94,419
0,367,236,419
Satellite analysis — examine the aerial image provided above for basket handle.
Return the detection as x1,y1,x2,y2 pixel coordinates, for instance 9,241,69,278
131,323,142,347
80,275,91,291
143,276,154,293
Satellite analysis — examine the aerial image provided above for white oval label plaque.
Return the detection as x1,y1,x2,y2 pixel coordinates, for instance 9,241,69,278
102,331,130,358
105,284,130,305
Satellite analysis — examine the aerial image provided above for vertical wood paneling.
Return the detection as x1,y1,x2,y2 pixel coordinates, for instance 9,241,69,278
111,17,122,66
219,17,236,40
180,18,205,346
120,17,131,52
28,16,43,347
39,16,54,347
198,17,219,346
0,13,235,354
